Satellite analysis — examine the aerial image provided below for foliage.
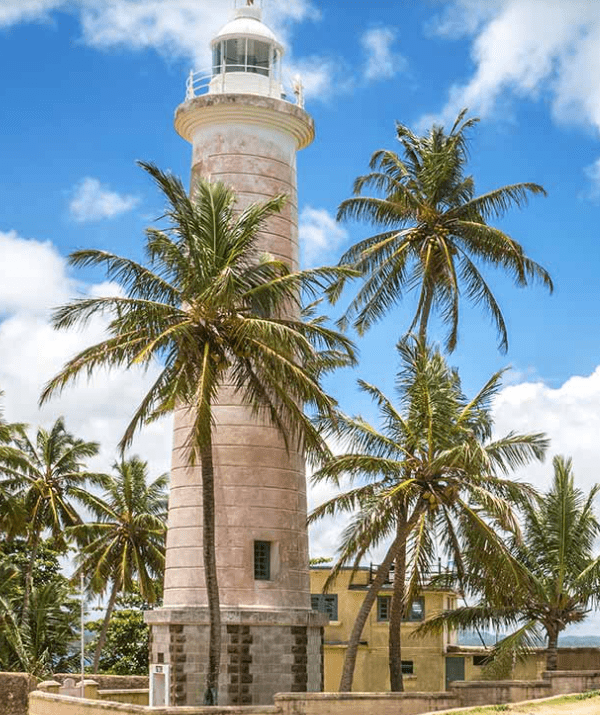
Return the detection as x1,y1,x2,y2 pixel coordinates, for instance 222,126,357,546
87,593,152,675
310,338,548,691
70,456,167,672
41,163,356,704
418,456,600,671
0,542,79,676
332,109,553,352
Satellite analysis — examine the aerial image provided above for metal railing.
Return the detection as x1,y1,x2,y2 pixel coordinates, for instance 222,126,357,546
184,67,305,108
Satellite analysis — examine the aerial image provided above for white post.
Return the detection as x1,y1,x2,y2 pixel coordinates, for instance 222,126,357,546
80,571,85,696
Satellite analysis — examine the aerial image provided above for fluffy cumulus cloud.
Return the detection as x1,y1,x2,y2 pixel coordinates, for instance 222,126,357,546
428,0,600,191
0,230,172,483
299,207,349,267
584,157,600,203
69,177,139,222
361,27,405,82
493,368,600,495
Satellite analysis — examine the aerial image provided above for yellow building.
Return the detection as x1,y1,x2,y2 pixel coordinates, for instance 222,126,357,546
310,566,460,692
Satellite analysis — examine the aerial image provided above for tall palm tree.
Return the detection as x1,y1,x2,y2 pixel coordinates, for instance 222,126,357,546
418,456,600,672
332,109,553,352
310,339,548,691
0,390,27,540
70,456,168,673
0,418,104,623
40,162,356,704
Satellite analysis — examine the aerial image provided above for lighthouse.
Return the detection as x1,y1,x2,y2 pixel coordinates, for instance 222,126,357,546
146,1,325,707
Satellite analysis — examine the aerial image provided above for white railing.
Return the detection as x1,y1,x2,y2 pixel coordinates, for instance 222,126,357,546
185,68,305,108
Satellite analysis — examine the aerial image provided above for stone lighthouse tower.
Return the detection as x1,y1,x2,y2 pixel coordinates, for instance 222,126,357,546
146,1,325,707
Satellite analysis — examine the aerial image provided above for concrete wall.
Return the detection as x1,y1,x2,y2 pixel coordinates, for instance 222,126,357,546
0,673,37,715
97,690,149,706
53,675,149,691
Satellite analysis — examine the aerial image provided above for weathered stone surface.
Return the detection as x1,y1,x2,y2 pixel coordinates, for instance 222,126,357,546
0,673,37,715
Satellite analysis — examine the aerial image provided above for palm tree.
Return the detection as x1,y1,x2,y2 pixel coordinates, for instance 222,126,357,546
70,456,168,673
0,418,105,623
310,339,548,691
332,109,553,352
418,456,600,672
40,162,356,704
0,390,27,539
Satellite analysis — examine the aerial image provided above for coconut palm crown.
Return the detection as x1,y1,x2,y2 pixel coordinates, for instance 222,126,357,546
310,339,548,691
417,455,600,672
40,162,356,704
332,109,553,352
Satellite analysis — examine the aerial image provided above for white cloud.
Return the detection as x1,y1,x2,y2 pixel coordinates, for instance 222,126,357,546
69,177,139,222
0,0,65,27
299,207,348,268
426,1,600,138
493,367,600,496
0,229,172,491
361,27,405,82
0,230,75,315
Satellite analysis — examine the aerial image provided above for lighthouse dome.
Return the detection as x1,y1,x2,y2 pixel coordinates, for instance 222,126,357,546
213,7,282,51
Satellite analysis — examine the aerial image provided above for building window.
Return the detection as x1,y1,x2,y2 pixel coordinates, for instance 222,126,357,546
311,594,338,621
377,596,425,622
406,597,425,621
254,541,271,580
377,596,390,621
402,661,414,675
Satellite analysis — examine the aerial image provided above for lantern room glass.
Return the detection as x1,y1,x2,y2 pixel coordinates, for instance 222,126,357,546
212,39,273,77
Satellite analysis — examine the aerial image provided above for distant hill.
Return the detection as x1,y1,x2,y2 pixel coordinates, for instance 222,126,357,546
458,631,600,647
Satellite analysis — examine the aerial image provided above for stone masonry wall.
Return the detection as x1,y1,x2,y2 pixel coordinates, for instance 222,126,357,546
147,612,323,707
0,673,37,715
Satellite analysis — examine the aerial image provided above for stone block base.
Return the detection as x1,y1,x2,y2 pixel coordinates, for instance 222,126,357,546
145,607,326,706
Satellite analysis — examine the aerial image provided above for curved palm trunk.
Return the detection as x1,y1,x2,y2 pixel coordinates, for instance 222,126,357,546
93,576,121,673
389,511,407,692
200,436,221,706
546,627,559,672
339,536,402,692
21,532,39,627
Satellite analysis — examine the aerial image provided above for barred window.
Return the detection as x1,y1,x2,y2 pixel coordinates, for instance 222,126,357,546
402,660,414,674
254,541,271,580
311,594,338,621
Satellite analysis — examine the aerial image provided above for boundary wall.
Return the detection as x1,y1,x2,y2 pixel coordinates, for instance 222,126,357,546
28,670,600,715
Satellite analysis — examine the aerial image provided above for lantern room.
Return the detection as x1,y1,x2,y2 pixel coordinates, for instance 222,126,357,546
208,1,284,99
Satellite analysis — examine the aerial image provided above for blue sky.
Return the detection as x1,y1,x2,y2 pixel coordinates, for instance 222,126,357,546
1,0,600,630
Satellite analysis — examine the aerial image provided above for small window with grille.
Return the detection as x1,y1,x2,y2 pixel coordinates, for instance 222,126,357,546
377,595,390,621
311,594,338,621
402,661,414,674
254,541,271,580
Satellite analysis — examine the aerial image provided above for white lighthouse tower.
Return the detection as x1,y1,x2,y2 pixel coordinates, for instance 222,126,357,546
146,2,325,707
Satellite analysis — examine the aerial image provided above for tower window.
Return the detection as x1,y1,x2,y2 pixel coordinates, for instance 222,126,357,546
311,594,338,621
254,541,271,580
247,39,270,75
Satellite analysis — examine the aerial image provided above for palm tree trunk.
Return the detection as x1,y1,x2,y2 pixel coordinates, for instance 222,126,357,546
200,437,221,706
93,577,121,673
418,290,434,344
546,627,559,672
21,532,39,627
389,511,407,692
339,536,402,692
